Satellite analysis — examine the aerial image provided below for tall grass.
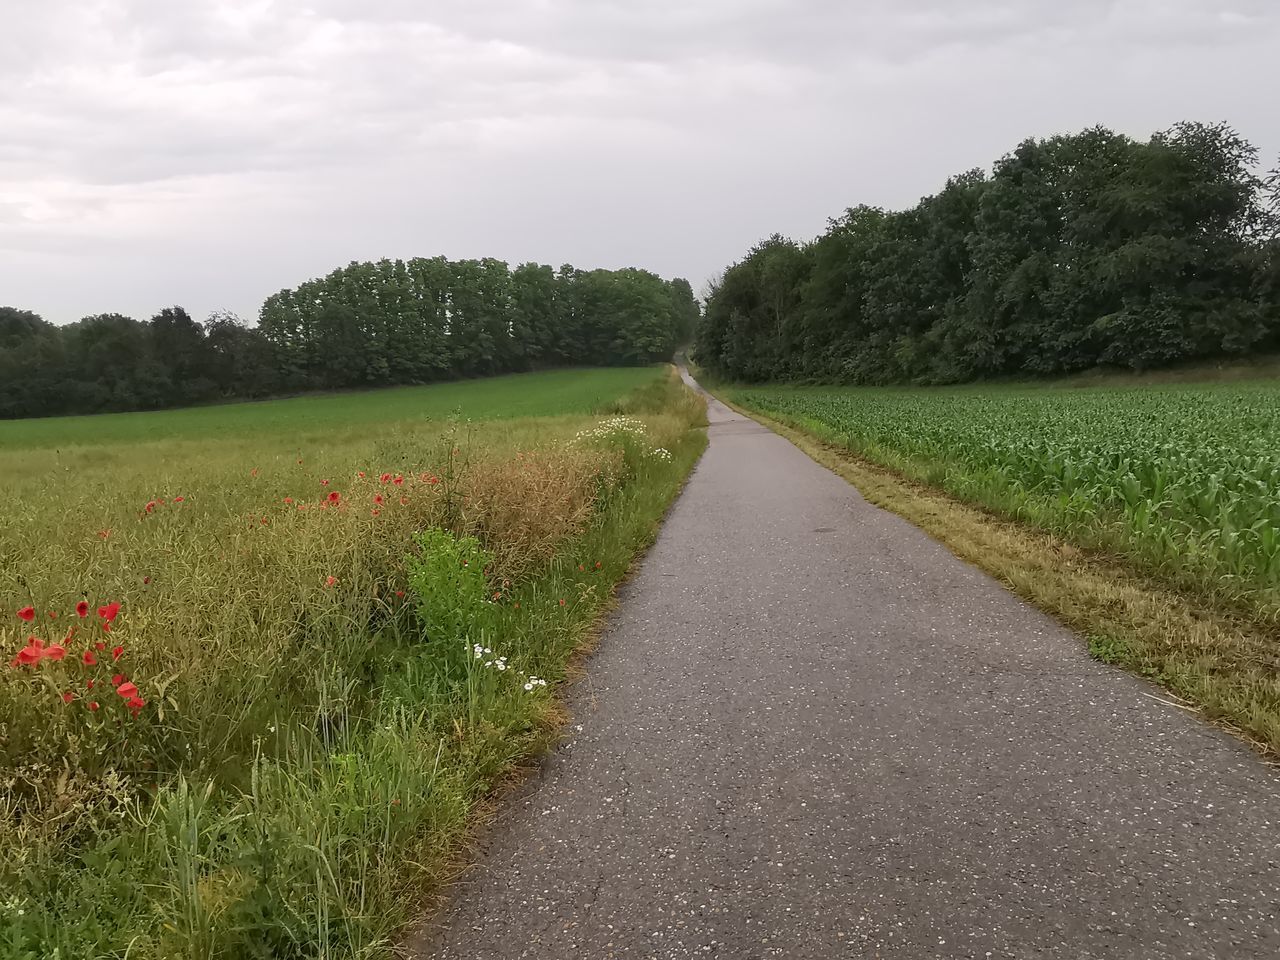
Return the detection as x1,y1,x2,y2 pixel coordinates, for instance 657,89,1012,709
0,368,706,958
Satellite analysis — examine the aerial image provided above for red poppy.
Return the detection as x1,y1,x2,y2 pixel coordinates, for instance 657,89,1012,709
379,473,392,483
374,494,384,505
48,610,57,619
399,497,408,506
559,599,566,607
327,491,341,504
112,645,124,661
10,636,44,667
111,673,124,685
143,576,151,585
595,561,602,569
283,497,294,505
325,576,337,588
251,468,259,477
392,475,404,486
16,606,34,622
395,590,405,598
86,679,95,689
82,649,98,666
428,475,440,485
95,641,105,651
102,622,111,633
371,508,380,517
577,564,584,572
76,600,89,618
88,701,100,712
126,696,145,716
173,496,185,503
62,692,74,704
321,479,330,486
144,500,157,514
357,471,366,478
98,529,111,540
44,644,66,662
261,516,269,525
298,504,307,511
115,681,139,699
97,602,121,623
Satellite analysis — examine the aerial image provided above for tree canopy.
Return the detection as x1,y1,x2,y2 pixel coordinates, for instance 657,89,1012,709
1,259,699,419
695,122,1280,383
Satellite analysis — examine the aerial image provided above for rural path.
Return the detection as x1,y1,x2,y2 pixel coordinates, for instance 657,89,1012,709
418,373,1280,959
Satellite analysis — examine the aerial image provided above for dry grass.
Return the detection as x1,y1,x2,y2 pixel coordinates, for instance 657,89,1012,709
719,397,1280,758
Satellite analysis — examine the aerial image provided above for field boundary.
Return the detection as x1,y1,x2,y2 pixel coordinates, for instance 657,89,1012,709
708,388,1280,762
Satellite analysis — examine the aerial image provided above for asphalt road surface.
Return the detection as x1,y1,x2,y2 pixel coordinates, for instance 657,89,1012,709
416,374,1280,959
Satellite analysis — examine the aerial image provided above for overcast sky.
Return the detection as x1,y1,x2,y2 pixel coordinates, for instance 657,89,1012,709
3,0,1279,325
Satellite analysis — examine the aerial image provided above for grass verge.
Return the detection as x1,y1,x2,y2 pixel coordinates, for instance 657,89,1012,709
709,391,1280,759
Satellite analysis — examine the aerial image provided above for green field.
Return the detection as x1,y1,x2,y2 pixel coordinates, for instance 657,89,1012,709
731,380,1280,618
0,365,706,958
0,367,664,450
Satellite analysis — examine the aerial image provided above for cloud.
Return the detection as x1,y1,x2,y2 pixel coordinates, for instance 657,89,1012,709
1,0,1278,322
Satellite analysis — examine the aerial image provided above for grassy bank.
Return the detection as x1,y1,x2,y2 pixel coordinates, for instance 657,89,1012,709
0,367,706,958
709,381,1280,757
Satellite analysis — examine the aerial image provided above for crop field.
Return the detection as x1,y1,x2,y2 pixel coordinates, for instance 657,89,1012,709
731,381,1280,621
0,366,706,958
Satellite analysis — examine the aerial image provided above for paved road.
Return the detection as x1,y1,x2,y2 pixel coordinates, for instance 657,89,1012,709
417,376,1280,959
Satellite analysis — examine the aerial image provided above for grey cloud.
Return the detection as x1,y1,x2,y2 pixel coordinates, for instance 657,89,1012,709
1,0,1278,324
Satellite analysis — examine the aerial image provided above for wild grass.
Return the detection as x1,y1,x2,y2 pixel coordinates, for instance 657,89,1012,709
0,366,707,958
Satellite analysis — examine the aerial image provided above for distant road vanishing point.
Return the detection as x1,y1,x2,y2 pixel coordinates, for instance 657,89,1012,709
417,370,1280,960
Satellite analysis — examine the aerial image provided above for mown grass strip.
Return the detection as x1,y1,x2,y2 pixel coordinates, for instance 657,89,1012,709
712,391,1280,759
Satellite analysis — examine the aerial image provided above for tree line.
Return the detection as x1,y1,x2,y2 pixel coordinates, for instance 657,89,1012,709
0,260,699,419
695,122,1280,383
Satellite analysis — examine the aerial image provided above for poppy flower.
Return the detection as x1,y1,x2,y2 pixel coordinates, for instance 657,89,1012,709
115,681,139,699
327,491,341,504
111,673,124,686
399,497,409,506
251,468,259,477
44,644,66,662
374,494,384,505
98,529,111,540
62,692,75,704
357,471,366,478
325,576,337,588
395,590,405,599
371,509,380,517
321,479,330,486
76,601,89,617
102,622,111,633
173,496,185,503
16,606,34,622
10,636,44,667
86,679,95,689
595,561,602,569
112,645,124,661
577,564,584,572
82,649,98,666
126,696,145,715
283,497,294,505
143,576,151,585
559,599,566,607
379,473,391,483
144,500,158,514
392,475,404,486
48,611,57,619
88,701,100,712
97,602,121,623
428,476,440,485
261,516,269,525
95,642,105,651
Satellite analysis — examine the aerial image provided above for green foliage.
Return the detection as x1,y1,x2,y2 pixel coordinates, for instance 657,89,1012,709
732,380,1280,619
698,122,1280,383
1,258,700,420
